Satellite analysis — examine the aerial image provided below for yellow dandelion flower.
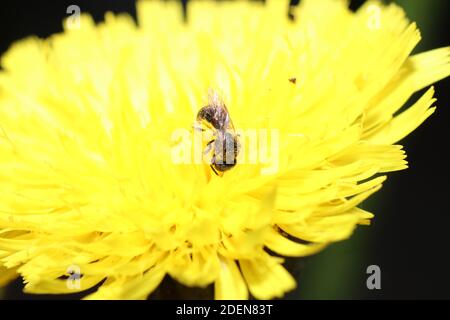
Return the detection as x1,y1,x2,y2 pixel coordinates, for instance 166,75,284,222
1,0,449,300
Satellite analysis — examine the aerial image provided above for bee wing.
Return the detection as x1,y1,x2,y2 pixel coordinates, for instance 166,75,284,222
207,88,236,131
207,88,223,108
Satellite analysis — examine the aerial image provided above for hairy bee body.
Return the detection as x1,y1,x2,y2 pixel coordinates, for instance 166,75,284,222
196,91,240,176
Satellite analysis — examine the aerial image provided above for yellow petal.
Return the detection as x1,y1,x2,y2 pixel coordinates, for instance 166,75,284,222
264,228,327,257
240,253,295,300
214,257,248,300
0,266,18,287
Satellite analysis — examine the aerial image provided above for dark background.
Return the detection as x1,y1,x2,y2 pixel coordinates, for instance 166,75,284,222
0,0,449,299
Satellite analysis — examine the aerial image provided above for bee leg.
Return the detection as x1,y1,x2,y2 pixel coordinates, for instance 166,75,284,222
204,139,215,155
193,123,205,132
210,155,224,177
210,164,220,176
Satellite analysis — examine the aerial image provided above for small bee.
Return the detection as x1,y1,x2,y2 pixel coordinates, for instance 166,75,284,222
195,90,240,176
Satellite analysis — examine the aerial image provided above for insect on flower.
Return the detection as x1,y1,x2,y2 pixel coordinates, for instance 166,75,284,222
195,90,240,176
1,0,450,301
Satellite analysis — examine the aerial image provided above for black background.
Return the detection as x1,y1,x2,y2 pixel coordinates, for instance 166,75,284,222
0,0,449,299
